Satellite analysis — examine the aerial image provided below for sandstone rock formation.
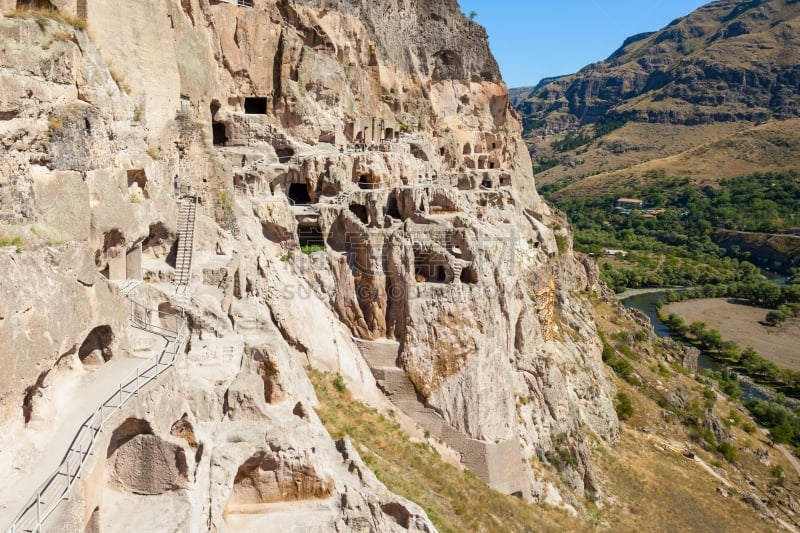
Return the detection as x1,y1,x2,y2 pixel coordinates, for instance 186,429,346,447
0,1,619,531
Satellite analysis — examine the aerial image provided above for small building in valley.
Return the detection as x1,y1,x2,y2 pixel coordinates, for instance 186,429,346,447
616,198,645,209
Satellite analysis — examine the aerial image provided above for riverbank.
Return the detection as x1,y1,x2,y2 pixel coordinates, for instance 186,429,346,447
663,298,800,372
615,287,682,300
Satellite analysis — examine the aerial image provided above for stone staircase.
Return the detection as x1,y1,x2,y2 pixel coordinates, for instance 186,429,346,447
174,198,197,287
354,338,526,495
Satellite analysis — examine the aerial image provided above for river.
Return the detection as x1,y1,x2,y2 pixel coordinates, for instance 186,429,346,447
621,290,768,400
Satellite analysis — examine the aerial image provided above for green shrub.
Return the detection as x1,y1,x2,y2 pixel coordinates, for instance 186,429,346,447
615,392,634,420
555,234,567,254
301,245,325,255
716,441,738,462
332,373,346,393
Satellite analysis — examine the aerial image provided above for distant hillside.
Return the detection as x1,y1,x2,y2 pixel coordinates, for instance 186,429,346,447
514,0,800,196
508,86,535,106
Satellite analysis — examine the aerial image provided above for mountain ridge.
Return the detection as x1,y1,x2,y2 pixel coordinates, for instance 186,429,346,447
514,0,800,196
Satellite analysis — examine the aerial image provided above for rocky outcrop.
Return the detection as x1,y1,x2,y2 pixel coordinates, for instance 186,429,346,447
516,0,800,136
713,229,800,274
0,1,620,531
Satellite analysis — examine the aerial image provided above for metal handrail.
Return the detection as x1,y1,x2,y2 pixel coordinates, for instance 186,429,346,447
5,302,188,533
216,0,254,7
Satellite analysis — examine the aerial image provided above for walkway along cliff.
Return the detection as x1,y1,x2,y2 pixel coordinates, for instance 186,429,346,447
0,1,618,530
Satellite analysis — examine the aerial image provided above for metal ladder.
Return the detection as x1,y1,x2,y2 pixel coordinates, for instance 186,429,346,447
174,198,197,287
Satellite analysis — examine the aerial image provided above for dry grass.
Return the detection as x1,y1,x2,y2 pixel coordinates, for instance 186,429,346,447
593,425,775,533
108,65,131,94
546,119,800,200
309,369,582,533
5,6,87,31
588,294,800,531
663,298,800,371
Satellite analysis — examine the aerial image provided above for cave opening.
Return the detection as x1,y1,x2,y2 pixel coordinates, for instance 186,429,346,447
276,147,295,162
386,196,401,219
358,175,378,190
349,204,369,225
288,183,311,205
78,325,114,366
212,122,227,146
298,224,323,248
460,266,479,284
244,97,268,114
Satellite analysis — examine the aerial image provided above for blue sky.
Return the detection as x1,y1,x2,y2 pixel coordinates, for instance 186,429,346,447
459,0,710,88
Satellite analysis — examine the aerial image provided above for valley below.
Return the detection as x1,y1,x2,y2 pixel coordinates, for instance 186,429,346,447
663,298,800,372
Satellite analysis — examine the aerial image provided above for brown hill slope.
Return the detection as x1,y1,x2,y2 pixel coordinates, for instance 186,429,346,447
515,0,800,195
549,118,800,198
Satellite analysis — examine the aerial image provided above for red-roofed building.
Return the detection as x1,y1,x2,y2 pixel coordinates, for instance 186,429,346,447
616,198,645,209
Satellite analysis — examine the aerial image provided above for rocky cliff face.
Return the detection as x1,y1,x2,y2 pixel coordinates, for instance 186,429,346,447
517,0,800,136
0,1,617,530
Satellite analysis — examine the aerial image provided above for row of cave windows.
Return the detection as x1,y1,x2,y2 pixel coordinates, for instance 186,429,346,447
296,226,478,284
285,180,387,206
214,99,498,163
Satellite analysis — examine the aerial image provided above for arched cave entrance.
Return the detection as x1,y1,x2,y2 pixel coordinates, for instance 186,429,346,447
276,147,295,163
78,325,114,366
287,183,311,205
358,175,379,190
298,223,323,248
460,266,479,284
386,195,401,220
212,122,227,146
349,204,369,225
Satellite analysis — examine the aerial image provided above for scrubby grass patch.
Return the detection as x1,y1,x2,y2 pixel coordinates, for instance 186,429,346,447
6,6,87,31
308,368,579,533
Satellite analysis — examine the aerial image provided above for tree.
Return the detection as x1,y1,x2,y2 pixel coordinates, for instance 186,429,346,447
689,321,707,339
700,328,724,352
765,310,787,327
469,10,478,20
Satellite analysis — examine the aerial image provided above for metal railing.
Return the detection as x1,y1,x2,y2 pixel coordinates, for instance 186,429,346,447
216,0,254,7
5,302,188,533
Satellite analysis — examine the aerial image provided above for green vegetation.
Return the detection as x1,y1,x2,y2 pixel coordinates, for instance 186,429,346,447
308,369,578,533
548,116,627,154
540,172,800,293
745,398,800,447
765,303,800,326
704,368,743,400
716,441,738,462
533,157,561,174
554,233,567,254
544,433,578,471
615,392,634,420
0,236,22,248
219,191,233,216
332,373,346,393
395,117,410,133
551,128,593,153
663,309,800,449
599,331,640,386
300,244,325,255
663,313,800,396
